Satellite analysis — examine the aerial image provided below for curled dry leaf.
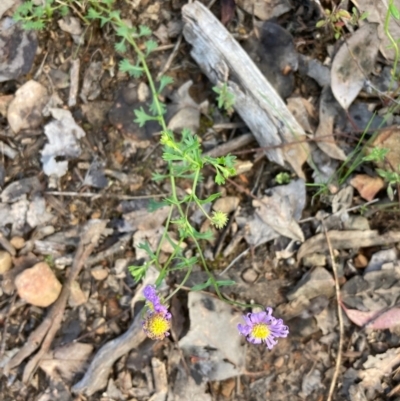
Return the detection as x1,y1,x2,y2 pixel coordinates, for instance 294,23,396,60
167,80,200,133
331,23,379,110
252,179,306,242
350,174,385,201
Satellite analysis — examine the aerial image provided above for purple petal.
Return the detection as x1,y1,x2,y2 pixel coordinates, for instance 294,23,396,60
265,336,277,350
249,336,262,344
244,314,253,326
143,285,158,302
238,323,251,336
250,312,265,324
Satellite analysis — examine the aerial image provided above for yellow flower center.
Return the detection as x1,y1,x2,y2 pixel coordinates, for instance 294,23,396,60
143,313,171,340
251,323,270,340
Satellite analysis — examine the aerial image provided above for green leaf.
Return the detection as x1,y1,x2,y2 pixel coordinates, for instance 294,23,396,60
32,5,45,18
134,107,159,127
191,278,212,291
152,172,169,181
59,5,69,16
390,3,400,19
145,40,158,55
128,264,148,282
22,20,45,30
139,25,152,36
316,19,327,28
119,59,143,78
148,199,169,212
109,10,121,21
192,229,214,240
197,192,221,205
215,279,236,287
99,16,109,27
114,40,127,53
115,25,130,38
87,8,101,19
158,75,174,93
137,242,156,260
174,256,198,270
149,98,166,116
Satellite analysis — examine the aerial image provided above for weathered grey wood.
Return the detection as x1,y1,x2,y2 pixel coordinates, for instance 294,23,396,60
182,1,309,178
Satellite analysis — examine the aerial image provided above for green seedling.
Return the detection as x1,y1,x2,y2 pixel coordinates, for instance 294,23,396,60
213,83,235,115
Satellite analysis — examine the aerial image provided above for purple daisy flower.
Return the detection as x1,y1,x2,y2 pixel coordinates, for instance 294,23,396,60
142,285,172,339
238,307,288,350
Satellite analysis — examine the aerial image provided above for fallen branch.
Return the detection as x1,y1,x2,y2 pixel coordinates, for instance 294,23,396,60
182,1,310,178
72,312,146,396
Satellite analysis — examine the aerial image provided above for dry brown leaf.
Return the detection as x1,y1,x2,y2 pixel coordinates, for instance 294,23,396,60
287,97,317,133
350,174,385,201
331,23,379,109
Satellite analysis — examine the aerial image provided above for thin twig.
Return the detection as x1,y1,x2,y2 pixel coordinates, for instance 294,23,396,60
323,222,344,401
45,191,167,199
219,247,250,276
156,34,183,80
299,198,379,223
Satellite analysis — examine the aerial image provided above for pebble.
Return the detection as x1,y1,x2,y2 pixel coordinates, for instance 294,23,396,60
354,254,368,268
10,236,25,250
14,262,62,307
343,215,370,231
241,267,258,283
213,196,240,214
92,317,106,334
91,266,109,281
68,281,87,307
7,80,49,134
274,356,285,368
302,253,326,267
0,251,12,273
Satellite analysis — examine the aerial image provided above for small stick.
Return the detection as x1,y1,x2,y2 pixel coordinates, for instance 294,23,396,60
204,133,254,158
68,58,80,107
45,191,167,199
219,247,250,276
323,222,344,401
157,34,183,80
